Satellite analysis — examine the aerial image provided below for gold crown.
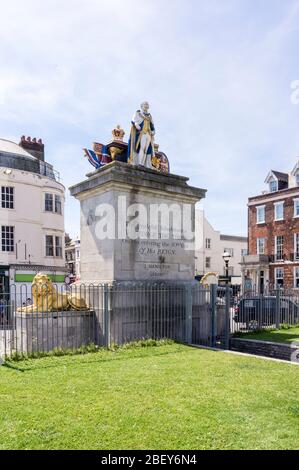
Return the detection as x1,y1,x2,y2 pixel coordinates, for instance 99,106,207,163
112,125,125,142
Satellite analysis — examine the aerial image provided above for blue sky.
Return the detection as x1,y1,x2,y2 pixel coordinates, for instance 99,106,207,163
1,0,299,238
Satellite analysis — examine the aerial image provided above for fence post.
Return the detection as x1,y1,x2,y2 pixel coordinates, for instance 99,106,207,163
210,284,217,348
104,284,110,349
185,284,192,344
275,288,281,330
224,285,231,350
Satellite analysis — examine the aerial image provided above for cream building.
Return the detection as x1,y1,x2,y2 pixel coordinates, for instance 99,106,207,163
0,136,66,303
195,209,247,284
65,237,81,281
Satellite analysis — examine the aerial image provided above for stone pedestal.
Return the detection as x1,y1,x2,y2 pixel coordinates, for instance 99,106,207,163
14,311,97,354
70,162,206,284
70,162,206,345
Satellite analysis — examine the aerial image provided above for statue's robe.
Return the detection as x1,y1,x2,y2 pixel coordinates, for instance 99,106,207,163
128,111,155,165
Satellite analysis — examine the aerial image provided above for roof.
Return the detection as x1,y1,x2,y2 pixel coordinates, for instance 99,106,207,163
271,171,288,182
0,138,37,160
291,159,299,176
220,234,247,243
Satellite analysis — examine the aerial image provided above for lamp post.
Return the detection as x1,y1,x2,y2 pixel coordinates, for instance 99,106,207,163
222,251,232,285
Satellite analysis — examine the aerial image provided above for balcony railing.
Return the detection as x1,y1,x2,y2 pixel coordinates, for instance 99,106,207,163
0,152,61,183
242,253,299,264
39,161,61,183
241,254,270,264
269,253,299,263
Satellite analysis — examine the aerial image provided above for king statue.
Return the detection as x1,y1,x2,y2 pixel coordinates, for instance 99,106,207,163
128,101,155,169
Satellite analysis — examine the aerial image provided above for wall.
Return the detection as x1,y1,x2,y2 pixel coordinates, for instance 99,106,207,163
248,187,299,286
195,209,247,278
0,167,65,270
230,337,299,362
195,209,222,275
219,236,248,277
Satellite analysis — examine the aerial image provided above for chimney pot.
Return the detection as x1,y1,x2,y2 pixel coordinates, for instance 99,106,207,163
19,135,45,161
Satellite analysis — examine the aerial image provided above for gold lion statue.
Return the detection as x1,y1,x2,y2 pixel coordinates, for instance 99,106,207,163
200,272,219,287
18,273,88,313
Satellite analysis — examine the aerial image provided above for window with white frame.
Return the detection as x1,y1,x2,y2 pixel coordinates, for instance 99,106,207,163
55,236,62,257
45,235,54,256
269,180,278,192
256,206,265,224
224,248,234,257
45,193,53,212
55,195,62,215
295,267,299,288
46,235,63,257
45,193,62,214
1,187,14,209
205,238,211,249
295,234,299,260
257,237,266,255
241,249,248,256
274,202,284,221
294,199,299,218
1,226,14,252
275,235,284,261
205,257,211,269
275,268,284,287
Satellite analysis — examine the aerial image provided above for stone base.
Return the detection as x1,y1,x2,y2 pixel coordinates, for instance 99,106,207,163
14,310,97,354
69,161,206,284
78,281,226,346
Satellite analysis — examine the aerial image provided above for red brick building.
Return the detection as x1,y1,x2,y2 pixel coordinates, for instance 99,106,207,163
241,161,299,292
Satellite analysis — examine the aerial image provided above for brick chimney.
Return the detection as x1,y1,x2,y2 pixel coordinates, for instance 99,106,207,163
19,136,45,161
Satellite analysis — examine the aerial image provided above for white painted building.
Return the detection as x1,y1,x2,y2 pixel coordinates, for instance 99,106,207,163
65,237,81,281
0,137,66,303
195,209,247,284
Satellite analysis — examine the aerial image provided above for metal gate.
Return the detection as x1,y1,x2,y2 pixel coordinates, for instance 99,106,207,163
189,284,231,350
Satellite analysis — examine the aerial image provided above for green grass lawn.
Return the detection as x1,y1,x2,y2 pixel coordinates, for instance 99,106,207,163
0,343,298,450
235,326,299,345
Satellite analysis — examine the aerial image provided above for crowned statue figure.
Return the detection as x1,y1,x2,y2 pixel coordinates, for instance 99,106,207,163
128,101,155,168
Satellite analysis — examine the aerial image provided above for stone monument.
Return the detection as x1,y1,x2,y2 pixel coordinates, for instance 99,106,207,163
70,103,207,344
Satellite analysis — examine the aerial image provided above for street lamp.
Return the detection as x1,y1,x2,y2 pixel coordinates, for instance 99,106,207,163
222,251,232,285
